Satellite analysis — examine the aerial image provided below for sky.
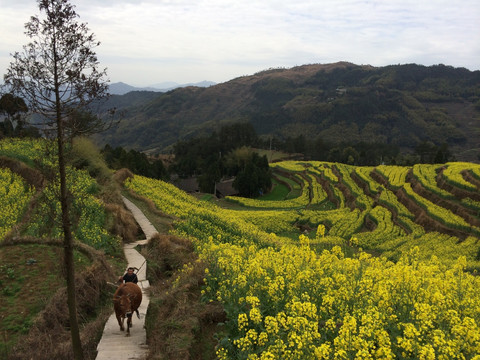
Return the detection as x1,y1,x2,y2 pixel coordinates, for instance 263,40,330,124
0,0,479,87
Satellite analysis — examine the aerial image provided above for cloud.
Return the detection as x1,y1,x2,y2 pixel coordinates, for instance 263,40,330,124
0,0,479,86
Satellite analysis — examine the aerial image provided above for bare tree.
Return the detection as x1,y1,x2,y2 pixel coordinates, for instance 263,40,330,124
3,1,110,358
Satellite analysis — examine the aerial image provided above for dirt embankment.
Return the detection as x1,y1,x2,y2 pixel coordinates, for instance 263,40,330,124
462,170,480,190
436,168,480,202
371,169,474,240
351,170,411,234
395,188,474,239
297,172,314,203
406,171,480,228
273,168,303,184
272,168,305,195
0,156,45,189
310,172,339,208
2,237,116,360
144,234,225,360
350,171,376,199
331,166,356,210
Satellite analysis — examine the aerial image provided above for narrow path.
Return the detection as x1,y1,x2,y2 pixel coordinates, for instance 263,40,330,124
95,196,158,360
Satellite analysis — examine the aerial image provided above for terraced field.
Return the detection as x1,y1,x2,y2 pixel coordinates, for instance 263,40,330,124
256,161,480,268
125,160,480,359
0,138,122,357
3,139,480,359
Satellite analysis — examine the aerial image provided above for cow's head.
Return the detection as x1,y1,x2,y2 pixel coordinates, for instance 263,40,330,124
114,294,135,317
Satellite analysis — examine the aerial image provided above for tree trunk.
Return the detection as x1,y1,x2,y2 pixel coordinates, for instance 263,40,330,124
57,127,84,360
54,39,84,360
4,2,109,355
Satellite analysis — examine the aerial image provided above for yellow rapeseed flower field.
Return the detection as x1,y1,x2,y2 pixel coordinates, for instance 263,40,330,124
0,168,34,240
0,138,121,254
126,165,480,359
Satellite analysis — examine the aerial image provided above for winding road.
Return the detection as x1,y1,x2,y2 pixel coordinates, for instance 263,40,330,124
95,196,157,360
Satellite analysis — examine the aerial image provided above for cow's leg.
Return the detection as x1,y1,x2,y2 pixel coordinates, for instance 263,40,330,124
116,314,125,331
126,314,132,336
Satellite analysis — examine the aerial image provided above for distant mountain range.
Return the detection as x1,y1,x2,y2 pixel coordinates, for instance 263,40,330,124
96,62,480,162
108,81,216,95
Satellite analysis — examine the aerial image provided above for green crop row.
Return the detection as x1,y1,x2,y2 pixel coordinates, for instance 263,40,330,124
402,183,480,236
376,165,411,189
412,164,455,199
334,163,373,210
353,166,381,194
356,206,406,248
442,162,480,192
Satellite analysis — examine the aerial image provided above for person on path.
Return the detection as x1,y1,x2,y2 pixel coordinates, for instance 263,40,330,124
119,267,138,284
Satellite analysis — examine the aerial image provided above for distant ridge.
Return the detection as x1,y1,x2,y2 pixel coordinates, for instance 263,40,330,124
98,62,480,162
109,80,216,95
108,82,161,95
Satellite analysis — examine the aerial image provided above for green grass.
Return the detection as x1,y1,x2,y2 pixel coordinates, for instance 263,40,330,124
257,180,289,201
274,173,302,190
200,194,214,202
0,244,90,353
272,173,304,200
286,188,303,200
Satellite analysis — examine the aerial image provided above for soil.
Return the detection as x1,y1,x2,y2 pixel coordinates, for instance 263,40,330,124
462,170,480,189
331,166,357,210
406,170,480,227
371,169,474,240
436,168,480,202
351,170,412,235
313,172,340,208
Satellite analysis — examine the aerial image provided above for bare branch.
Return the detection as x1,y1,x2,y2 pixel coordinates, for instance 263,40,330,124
2,1,114,358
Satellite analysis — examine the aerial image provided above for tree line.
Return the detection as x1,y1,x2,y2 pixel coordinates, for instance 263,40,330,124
167,122,271,196
79,120,455,196
101,144,168,180
274,135,454,165
168,121,454,195
1,94,455,193
100,123,272,197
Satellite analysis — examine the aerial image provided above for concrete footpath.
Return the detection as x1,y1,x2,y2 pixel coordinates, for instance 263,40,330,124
95,196,158,360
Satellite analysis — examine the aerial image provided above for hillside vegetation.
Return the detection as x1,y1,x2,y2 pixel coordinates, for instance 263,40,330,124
0,138,137,359
125,159,480,359
2,137,480,359
97,62,480,162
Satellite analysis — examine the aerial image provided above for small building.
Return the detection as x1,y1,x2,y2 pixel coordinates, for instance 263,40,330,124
174,177,199,193
215,178,238,198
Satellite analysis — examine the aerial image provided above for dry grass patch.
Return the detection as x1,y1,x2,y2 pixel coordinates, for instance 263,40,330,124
144,234,225,360
1,237,118,360
113,167,134,184
104,202,142,243
0,156,45,190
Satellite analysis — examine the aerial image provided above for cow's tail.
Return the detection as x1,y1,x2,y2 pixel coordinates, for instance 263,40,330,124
135,309,140,319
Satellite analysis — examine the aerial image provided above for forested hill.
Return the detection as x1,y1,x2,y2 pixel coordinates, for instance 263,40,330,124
97,62,480,161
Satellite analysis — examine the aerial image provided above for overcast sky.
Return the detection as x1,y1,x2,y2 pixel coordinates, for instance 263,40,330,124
0,0,479,87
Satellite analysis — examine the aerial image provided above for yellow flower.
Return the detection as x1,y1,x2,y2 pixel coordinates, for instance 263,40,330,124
249,307,262,324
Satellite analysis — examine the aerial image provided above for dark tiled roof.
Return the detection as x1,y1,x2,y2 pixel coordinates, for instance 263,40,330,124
175,177,199,192
215,179,238,197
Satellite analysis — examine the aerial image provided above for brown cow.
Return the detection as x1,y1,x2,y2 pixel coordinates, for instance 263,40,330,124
113,282,142,336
